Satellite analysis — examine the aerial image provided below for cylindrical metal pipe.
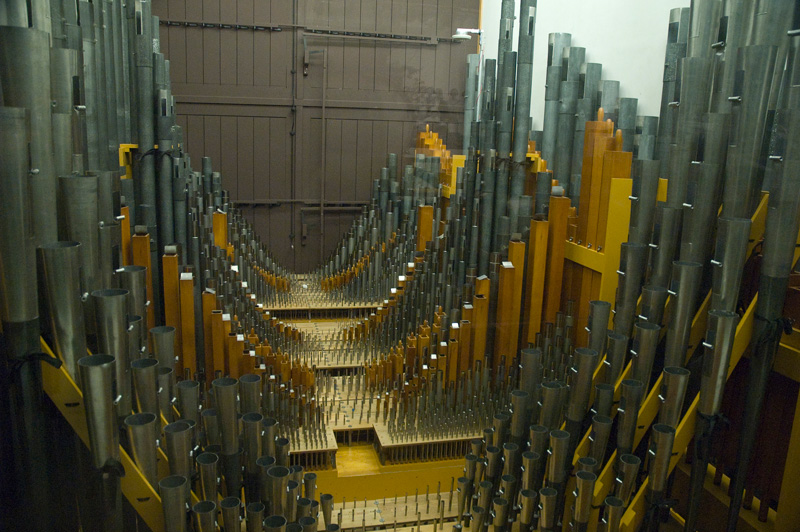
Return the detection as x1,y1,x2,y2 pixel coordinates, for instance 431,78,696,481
151,325,176,373
93,288,132,416
159,475,188,532
193,500,217,532
615,453,641,506
125,412,159,487
164,420,193,480
221,497,242,532
78,354,119,468
247,502,266,532
616,379,645,456
213,377,240,455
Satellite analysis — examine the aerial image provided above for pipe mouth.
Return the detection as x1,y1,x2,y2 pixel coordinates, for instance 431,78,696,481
325,525,339,532
128,315,143,324
620,379,643,390
595,383,614,393
502,442,518,452
247,502,266,513
116,265,147,273
150,325,176,334
92,288,129,298
197,452,219,465
635,321,661,331
262,417,279,428
673,260,702,268
177,380,200,390
275,437,289,447
663,366,691,377
193,500,216,513
125,412,157,426
265,515,288,528
539,487,557,497
511,389,528,399
550,430,569,441
593,414,613,425
619,453,641,467
604,496,624,507
213,377,238,388
589,300,611,308
131,357,159,369
288,480,299,491
576,470,597,482
320,493,333,503
520,489,536,499
299,517,316,526
159,475,187,490
202,408,217,417
652,423,675,436
78,354,115,367
243,412,263,423
708,309,739,319
158,367,173,377
268,466,290,478
297,498,311,508
240,373,261,384
39,241,81,250
220,496,241,509
164,420,192,434
257,456,276,468
522,450,538,460
607,331,627,342
304,472,317,482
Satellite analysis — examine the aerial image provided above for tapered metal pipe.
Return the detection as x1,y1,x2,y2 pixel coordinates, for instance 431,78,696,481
268,465,290,516
193,500,217,532
510,390,529,443
710,217,752,313
538,381,564,431
644,424,676,531
518,489,537,530
196,452,219,502
243,412,264,476
125,412,159,487
275,437,290,467
485,446,502,481
663,261,703,368
176,379,199,425
658,367,690,428
639,285,668,327
93,288,132,416
247,502,266,532
320,493,333,527
151,325,176,373
615,453,640,506
545,429,570,521
203,408,221,447
165,420,193,480
587,301,611,358
629,160,660,246
573,471,596,530
257,456,277,509
240,373,262,414
303,472,317,501
221,449,244,499
613,242,648,339
160,475,188,532
602,496,624,532
538,487,558,532
593,383,615,418
213,377,240,455
491,497,509,530
588,415,613,473
630,322,661,389
685,310,738,532
221,497,242,532
116,265,149,347
286,480,300,522
158,367,174,422
502,444,520,478
262,418,278,458
38,242,87,384
297,503,313,522
604,331,629,386
565,348,598,456
477,480,493,511
616,379,644,456
78,354,119,469
59,174,100,333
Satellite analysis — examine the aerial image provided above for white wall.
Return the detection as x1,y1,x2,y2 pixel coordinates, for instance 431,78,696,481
480,0,690,128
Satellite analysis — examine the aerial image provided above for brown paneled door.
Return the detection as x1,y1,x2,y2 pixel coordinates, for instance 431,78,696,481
156,0,479,272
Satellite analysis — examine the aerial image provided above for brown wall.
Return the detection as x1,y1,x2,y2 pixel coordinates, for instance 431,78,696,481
153,0,480,271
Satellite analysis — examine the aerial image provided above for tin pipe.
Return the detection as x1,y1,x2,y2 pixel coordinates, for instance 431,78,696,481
602,496,624,532
38,241,87,383
165,420,193,480
240,373,262,414
263,418,278,458
604,331,629,386
193,500,217,532
151,325,176,373
221,497,242,532
629,322,661,389
663,261,703,368
573,471,596,530
587,301,611,359
213,377,240,455
588,415,613,473
537,487,557,532
639,285,668,327
616,379,644,457
643,424,676,532
710,217,752,313
320,493,333,527
613,242,648,339
646,205,682,290
131,359,159,417
125,412,159,487
77,355,119,469
158,367,174,422
275,437,290,467
93,288,132,417
247,502,266,532
593,383,615,418
221,449,243,500
116,265,149,347
268,465,290,516
203,408,221,447
265,515,287,532
159,475,188,532
615,453,640,507
197,452,219,502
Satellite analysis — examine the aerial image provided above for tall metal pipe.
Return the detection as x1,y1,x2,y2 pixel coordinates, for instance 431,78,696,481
125,412,159,487
616,379,644,456
193,500,217,532
93,288,132,417
197,452,219,502
663,261,703,368
159,475,188,532
78,354,119,469
38,241,87,383
131,357,159,414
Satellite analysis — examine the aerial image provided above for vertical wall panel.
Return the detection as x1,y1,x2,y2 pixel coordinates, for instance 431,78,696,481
159,0,477,270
